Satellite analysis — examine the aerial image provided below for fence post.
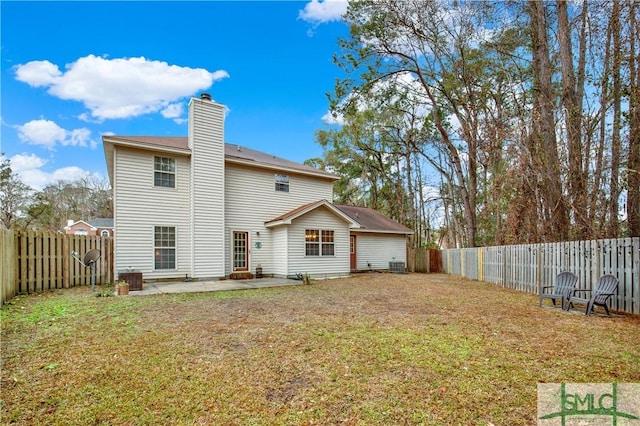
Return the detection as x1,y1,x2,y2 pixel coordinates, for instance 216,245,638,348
536,244,542,296
461,249,465,279
478,247,483,282
631,237,639,315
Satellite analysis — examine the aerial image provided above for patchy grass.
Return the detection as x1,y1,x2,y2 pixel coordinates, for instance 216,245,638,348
1,274,639,425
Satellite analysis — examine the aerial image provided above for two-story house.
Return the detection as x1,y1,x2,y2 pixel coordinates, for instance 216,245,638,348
102,94,412,282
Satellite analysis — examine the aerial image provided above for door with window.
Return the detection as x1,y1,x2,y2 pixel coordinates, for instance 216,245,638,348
233,231,249,271
350,235,357,271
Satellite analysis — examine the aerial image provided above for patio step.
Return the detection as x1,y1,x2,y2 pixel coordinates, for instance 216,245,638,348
229,272,254,280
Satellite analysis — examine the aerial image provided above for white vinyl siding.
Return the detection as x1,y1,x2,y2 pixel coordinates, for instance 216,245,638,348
224,163,334,276
286,207,350,278
353,233,408,271
189,98,226,278
272,227,288,277
113,147,191,280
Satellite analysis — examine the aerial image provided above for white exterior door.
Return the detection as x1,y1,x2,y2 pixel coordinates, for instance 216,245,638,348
233,231,249,271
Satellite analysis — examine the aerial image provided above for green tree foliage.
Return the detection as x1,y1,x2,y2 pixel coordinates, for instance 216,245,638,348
316,0,640,246
0,156,33,230
0,155,112,232
27,177,113,232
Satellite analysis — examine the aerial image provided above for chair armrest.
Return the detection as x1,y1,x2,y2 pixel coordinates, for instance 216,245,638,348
541,286,555,291
572,289,592,295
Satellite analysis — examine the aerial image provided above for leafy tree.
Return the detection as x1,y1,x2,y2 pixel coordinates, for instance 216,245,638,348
0,156,33,230
26,176,113,231
317,0,639,245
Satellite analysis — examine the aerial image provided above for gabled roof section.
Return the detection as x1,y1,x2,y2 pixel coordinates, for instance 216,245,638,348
265,200,360,228
63,218,113,230
102,135,337,184
64,220,96,231
335,205,414,235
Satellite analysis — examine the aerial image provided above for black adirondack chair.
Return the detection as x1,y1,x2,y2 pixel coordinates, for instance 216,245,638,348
569,274,619,316
539,271,579,311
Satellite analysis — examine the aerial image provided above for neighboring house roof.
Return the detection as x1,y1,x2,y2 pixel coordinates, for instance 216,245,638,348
102,135,337,183
64,218,114,231
265,200,360,228
64,220,95,231
88,218,114,228
335,205,414,234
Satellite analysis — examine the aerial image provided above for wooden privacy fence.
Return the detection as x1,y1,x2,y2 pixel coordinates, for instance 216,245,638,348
1,230,114,304
1,229,17,305
441,237,640,315
407,248,443,273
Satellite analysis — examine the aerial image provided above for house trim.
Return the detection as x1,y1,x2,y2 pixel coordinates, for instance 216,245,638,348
350,229,414,235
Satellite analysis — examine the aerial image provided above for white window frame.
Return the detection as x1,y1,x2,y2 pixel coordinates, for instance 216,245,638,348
275,174,289,192
305,229,335,257
305,229,320,256
100,230,110,237
154,156,176,188
321,230,335,256
154,226,176,270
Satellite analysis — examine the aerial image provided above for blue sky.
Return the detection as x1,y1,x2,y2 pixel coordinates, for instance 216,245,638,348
1,1,349,189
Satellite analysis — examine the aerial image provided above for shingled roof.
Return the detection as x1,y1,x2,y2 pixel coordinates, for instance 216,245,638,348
87,218,114,228
335,205,413,234
103,136,336,180
265,200,358,228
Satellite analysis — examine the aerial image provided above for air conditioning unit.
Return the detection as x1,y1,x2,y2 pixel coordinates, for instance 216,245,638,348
389,261,406,274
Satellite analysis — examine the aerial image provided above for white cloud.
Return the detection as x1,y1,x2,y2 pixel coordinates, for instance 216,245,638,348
8,153,47,171
16,119,95,150
7,153,97,190
14,55,229,121
161,103,183,119
321,111,345,125
299,0,347,24
14,60,62,87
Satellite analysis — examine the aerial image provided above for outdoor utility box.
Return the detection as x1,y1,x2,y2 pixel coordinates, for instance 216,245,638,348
389,261,406,274
255,265,263,278
118,271,143,291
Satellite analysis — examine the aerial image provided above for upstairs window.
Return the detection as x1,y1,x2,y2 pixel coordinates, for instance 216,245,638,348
275,174,289,192
154,156,175,188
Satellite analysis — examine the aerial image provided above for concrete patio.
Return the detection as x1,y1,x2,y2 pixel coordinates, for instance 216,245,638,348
127,277,303,296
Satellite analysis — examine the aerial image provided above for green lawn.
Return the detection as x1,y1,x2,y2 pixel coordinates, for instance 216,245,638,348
1,273,639,425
